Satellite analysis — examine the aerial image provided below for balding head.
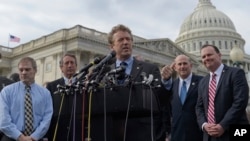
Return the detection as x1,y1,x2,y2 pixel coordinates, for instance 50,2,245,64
175,55,191,63
174,54,192,79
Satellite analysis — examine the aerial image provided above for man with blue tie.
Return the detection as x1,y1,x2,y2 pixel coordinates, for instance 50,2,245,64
161,54,203,141
90,24,171,141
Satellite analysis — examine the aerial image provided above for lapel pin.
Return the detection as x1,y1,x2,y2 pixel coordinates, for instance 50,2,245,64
192,82,195,85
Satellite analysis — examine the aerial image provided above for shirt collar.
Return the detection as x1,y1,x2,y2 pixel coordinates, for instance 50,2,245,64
116,56,133,67
20,81,35,91
210,64,224,76
63,76,76,84
180,73,192,84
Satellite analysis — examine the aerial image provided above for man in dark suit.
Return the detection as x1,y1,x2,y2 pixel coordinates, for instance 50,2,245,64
0,54,13,91
46,53,83,141
0,76,14,139
9,73,20,82
161,54,203,141
196,44,249,141
88,24,170,141
0,76,14,92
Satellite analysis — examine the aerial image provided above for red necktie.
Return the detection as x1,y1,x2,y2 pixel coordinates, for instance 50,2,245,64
208,73,217,123
68,79,72,85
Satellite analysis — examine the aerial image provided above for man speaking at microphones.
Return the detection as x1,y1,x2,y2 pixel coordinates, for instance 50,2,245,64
89,24,171,141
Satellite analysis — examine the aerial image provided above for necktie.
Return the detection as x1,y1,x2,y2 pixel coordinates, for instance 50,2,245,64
24,85,33,135
68,79,72,85
208,73,217,123
120,62,128,69
180,81,187,104
118,62,127,84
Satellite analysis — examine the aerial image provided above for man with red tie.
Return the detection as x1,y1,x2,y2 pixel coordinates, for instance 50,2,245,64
196,44,249,141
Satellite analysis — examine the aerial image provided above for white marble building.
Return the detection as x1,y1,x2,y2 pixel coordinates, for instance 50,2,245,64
0,0,250,120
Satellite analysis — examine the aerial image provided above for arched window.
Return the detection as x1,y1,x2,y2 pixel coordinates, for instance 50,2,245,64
219,41,222,49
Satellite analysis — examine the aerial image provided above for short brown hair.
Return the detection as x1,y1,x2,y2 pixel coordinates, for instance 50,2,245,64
59,53,77,67
18,57,37,71
201,44,220,54
107,24,133,45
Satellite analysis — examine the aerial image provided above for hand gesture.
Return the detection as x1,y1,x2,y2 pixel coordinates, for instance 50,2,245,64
161,62,175,80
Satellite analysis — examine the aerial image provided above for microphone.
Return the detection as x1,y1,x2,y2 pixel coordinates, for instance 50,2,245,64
107,65,126,75
139,72,154,85
141,72,148,83
57,84,66,90
73,57,102,77
89,65,111,84
146,74,154,85
53,84,66,94
56,84,76,89
93,50,116,72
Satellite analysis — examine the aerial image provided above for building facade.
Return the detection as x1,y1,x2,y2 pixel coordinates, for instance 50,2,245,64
0,25,205,85
0,0,249,120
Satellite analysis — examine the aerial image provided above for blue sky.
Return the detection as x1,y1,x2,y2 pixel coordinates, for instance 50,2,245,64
1,0,250,54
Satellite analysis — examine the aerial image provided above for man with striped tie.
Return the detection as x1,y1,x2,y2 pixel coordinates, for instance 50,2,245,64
196,44,249,141
0,57,53,141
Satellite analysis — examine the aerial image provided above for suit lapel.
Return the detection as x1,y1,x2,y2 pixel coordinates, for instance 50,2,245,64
59,77,66,85
203,75,210,105
174,75,200,105
109,58,143,81
130,59,144,81
215,65,228,97
186,75,198,98
175,79,182,105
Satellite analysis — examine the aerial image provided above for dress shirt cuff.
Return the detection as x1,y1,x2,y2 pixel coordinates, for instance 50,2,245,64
162,77,172,90
202,122,208,131
14,132,22,140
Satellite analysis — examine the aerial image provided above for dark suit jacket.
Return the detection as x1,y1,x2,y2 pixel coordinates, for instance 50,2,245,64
89,58,171,141
0,76,14,92
169,74,203,141
0,77,14,139
46,78,83,141
196,65,249,141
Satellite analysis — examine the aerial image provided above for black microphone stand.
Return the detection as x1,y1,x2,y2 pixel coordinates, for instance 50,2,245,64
54,73,88,141
81,63,109,141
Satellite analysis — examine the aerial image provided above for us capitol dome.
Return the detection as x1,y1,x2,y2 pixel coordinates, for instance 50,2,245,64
175,0,250,73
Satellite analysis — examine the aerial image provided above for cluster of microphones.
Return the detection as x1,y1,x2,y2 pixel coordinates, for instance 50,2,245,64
55,50,160,95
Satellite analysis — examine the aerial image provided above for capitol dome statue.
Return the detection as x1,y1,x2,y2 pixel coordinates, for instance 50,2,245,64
175,0,249,68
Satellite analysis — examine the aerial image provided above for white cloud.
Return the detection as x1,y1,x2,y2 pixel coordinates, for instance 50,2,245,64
1,0,249,55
